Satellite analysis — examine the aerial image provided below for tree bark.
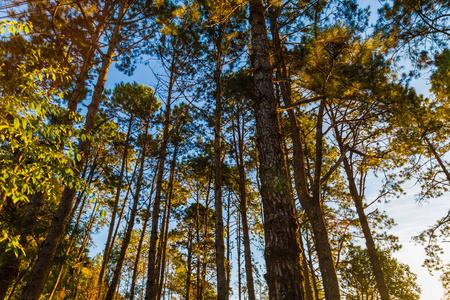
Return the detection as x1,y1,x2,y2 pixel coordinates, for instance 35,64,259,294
145,51,176,300
248,1,304,298
157,146,178,300
268,5,340,299
233,115,256,300
185,226,193,300
129,169,158,300
99,115,133,291
104,120,150,300
213,33,227,300
343,155,390,300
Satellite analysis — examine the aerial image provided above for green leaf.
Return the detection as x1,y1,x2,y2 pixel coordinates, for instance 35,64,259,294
13,118,20,128
76,154,81,161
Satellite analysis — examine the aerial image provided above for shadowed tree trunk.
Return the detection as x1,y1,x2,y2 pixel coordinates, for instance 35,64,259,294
213,29,227,300
248,0,305,298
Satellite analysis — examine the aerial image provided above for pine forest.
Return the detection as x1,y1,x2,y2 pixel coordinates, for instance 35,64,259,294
0,0,449,299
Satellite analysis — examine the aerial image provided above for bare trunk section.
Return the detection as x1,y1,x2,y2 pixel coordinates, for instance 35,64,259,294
248,1,304,298
104,120,150,300
333,126,390,300
299,231,315,300
343,156,390,300
233,115,256,300
98,115,133,294
185,226,193,300
268,5,340,299
213,30,227,300
18,2,127,298
129,168,158,300
157,146,178,300
145,53,176,300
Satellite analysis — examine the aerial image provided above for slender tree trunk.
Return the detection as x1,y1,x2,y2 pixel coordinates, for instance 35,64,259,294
237,213,242,300
299,231,314,300
213,33,227,300
306,232,320,300
196,189,201,300
330,117,389,300
343,156,390,300
268,4,341,299
18,2,127,297
425,136,450,183
98,116,133,292
185,227,193,300
145,52,176,300
226,192,230,300
157,146,178,300
104,120,150,300
129,220,149,300
233,115,256,300
248,1,305,299
129,169,158,300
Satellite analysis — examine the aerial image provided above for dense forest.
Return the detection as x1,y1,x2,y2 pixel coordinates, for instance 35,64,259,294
0,0,449,299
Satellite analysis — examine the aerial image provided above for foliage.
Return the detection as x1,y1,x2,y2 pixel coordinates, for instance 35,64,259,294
339,245,421,300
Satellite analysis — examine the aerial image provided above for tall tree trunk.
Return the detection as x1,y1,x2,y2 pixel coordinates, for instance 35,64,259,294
196,188,201,300
18,2,127,298
343,156,390,300
145,52,176,300
185,226,193,300
233,115,256,300
157,146,178,300
213,31,227,300
226,192,230,300
268,4,340,299
99,116,133,292
299,231,315,300
237,213,242,300
248,1,305,299
104,120,150,300
330,115,390,300
129,168,158,300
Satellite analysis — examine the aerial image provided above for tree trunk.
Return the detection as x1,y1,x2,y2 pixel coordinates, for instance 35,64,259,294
237,214,242,300
18,2,127,297
185,227,193,300
299,231,315,300
99,115,133,292
343,156,390,300
145,51,176,300
213,35,227,300
129,168,158,300
268,4,340,298
0,252,21,299
104,120,149,300
233,115,256,300
248,1,305,299
157,146,178,300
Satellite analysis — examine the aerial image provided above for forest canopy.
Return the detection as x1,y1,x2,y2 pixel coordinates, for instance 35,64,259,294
0,0,449,299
